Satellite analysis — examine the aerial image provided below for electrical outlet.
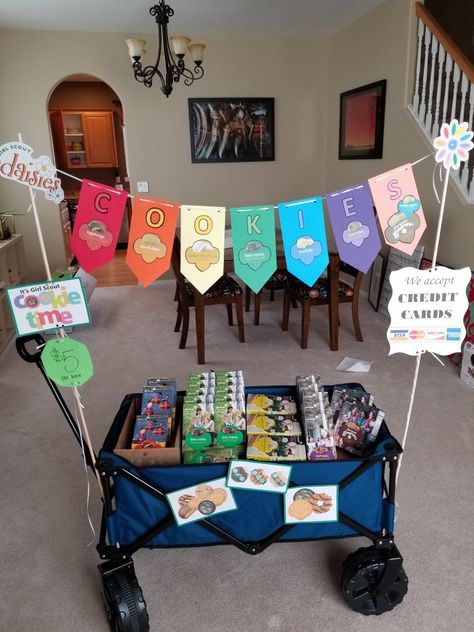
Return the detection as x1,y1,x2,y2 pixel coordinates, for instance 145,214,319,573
137,181,149,193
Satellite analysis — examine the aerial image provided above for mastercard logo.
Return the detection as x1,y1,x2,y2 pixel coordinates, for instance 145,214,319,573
409,330,426,340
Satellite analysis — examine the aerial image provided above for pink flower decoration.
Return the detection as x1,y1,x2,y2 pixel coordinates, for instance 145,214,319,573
433,119,473,170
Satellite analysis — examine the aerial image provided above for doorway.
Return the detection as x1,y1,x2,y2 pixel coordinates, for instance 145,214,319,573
48,74,131,253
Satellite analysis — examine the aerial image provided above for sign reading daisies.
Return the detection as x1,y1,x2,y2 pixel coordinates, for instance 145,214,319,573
0,141,64,203
433,120,474,170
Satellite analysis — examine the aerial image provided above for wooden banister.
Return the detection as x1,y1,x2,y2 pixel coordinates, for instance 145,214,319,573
415,1,474,83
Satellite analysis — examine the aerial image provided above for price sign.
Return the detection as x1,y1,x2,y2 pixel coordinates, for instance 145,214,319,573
41,337,93,387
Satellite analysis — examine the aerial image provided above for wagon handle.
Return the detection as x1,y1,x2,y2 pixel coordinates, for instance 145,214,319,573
15,333,46,364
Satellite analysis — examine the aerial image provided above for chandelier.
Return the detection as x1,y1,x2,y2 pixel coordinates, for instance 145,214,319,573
126,1,205,97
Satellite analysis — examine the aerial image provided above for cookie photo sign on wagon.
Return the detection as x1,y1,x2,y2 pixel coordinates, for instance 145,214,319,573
7,278,91,336
166,477,238,527
226,460,292,494
387,266,471,355
284,485,339,524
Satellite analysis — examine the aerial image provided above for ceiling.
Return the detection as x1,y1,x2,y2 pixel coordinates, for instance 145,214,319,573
0,0,388,37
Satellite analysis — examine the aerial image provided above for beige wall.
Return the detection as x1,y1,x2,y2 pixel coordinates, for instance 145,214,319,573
0,28,327,281
324,0,474,270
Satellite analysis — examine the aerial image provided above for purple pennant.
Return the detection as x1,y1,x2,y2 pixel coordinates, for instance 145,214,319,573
325,182,381,274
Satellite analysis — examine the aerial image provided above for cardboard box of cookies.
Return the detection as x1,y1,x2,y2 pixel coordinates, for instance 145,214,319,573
246,434,306,461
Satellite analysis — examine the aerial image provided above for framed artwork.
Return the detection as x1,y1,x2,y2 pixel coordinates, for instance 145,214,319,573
369,253,385,311
339,80,386,159
188,97,275,163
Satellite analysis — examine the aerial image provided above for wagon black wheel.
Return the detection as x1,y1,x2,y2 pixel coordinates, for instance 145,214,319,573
101,568,150,632
342,546,408,615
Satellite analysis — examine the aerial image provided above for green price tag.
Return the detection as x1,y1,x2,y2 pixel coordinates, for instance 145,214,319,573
217,430,244,447
184,433,212,450
41,338,93,387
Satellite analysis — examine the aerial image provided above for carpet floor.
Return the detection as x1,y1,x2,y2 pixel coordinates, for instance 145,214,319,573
0,280,472,632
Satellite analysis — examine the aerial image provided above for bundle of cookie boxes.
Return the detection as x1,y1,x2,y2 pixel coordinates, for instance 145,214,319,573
133,371,386,464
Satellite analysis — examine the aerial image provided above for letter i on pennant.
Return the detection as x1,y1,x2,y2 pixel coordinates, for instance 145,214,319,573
126,197,179,286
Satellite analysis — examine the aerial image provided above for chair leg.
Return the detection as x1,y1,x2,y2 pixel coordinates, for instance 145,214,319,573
235,296,245,343
179,302,190,349
270,288,275,301
194,296,205,365
291,295,298,309
245,285,251,312
173,283,179,302
254,291,262,326
352,298,363,341
301,300,311,349
226,303,233,326
174,298,183,332
282,289,291,331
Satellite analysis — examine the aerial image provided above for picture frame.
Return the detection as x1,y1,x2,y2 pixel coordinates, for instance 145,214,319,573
188,97,275,163
369,253,385,311
339,80,386,159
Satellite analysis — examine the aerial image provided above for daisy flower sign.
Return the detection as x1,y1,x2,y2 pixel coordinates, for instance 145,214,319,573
0,141,64,203
433,120,473,170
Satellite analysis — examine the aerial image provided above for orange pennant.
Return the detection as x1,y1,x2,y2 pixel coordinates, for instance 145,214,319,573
126,197,179,287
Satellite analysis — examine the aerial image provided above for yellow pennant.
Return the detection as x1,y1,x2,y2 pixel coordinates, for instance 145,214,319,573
180,205,226,294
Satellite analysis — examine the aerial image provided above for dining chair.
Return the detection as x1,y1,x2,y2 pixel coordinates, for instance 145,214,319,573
282,254,364,350
171,236,245,364
244,269,298,325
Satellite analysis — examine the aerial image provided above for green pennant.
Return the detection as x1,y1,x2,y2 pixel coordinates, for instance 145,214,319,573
230,205,277,293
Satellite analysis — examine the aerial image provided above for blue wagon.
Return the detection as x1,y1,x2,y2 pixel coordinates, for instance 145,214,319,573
18,335,408,632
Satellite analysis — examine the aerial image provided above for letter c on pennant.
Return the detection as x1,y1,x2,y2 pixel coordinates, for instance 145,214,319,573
146,207,165,229
94,192,112,214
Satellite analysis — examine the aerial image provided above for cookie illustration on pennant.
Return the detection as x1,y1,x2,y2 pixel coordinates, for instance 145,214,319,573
288,499,313,520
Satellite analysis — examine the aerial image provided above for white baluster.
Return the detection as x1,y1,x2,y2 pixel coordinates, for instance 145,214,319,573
412,19,425,114
462,85,474,193
419,28,431,123
432,44,445,138
425,37,438,134
459,72,469,124
441,53,453,126
450,64,461,121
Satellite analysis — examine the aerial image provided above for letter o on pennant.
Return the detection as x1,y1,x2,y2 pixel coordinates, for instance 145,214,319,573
194,215,213,235
146,207,165,229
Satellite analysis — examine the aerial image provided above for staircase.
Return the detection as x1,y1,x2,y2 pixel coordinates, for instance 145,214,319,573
408,2,474,204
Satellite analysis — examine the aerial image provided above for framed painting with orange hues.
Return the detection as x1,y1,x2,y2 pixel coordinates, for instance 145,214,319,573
339,80,386,159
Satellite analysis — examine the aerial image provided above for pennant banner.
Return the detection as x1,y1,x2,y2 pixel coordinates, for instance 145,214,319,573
368,164,426,256
325,182,381,274
126,197,179,287
278,196,328,286
180,205,225,294
70,179,128,273
230,205,276,293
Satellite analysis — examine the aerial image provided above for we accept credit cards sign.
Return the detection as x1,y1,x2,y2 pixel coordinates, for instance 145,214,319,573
387,266,470,356
7,279,91,336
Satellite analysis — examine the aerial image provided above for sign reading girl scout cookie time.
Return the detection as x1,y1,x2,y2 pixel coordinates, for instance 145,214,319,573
0,141,64,203
7,279,91,336
180,205,225,294
387,266,471,355
230,205,276,293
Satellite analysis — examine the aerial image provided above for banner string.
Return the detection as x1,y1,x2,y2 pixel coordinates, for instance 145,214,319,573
52,151,435,212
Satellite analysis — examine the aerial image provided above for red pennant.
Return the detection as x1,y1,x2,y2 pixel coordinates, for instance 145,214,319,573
70,179,128,272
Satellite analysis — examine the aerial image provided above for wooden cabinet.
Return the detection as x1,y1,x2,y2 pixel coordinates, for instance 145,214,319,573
50,110,118,169
0,234,26,354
